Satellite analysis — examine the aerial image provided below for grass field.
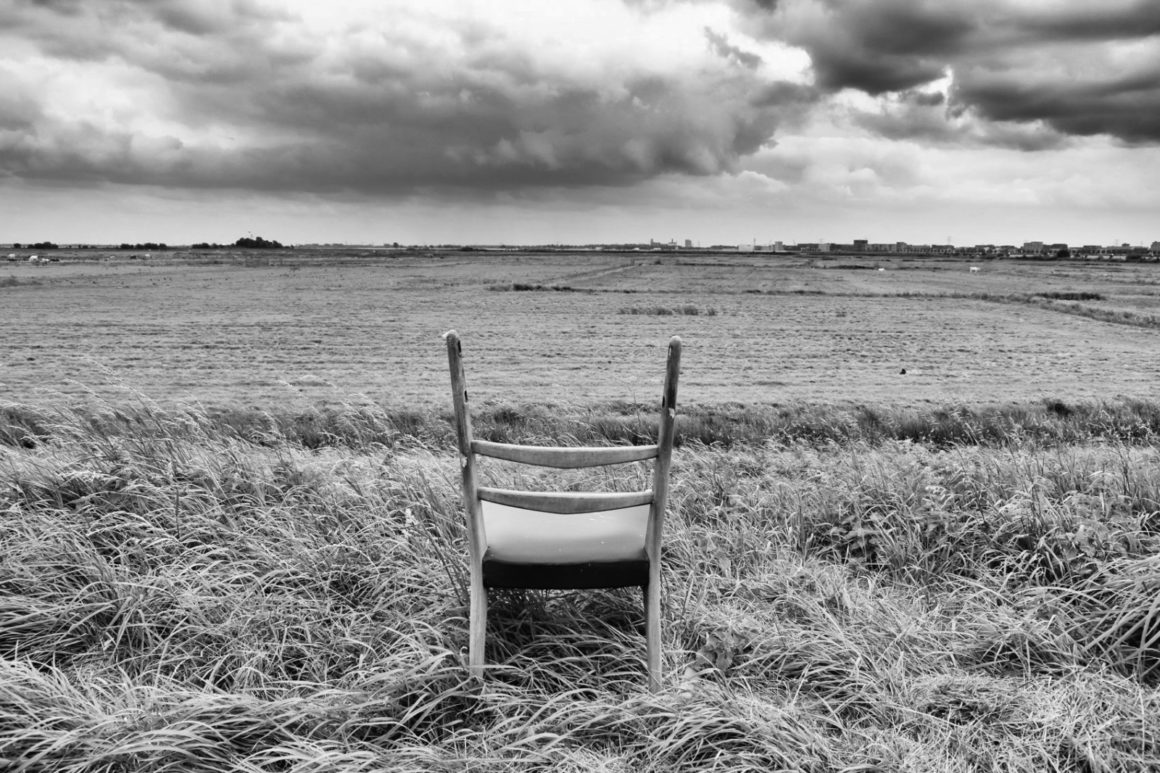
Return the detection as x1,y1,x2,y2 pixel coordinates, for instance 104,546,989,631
4,250,1160,407
3,250,1160,770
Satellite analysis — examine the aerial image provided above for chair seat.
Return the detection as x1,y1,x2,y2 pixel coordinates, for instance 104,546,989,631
480,500,650,564
480,501,651,589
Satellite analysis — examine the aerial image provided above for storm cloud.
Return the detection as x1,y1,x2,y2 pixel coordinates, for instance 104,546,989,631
0,0,804,194
738,0,1160,145
2,0,1158,247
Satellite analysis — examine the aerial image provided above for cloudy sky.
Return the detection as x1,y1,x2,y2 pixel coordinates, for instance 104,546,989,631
2,0,1158,246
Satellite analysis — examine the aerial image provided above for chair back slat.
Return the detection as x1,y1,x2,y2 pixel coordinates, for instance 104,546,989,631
477,486,654,514
472,440,659,468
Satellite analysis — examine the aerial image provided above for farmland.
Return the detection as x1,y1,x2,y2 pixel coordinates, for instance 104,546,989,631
3,250,1160,771
3,249,1160,408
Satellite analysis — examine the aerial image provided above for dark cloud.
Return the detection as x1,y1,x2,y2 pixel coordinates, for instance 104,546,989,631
0,69,42,133
808,49,947,95
737,0,1160,144
749,0,974,93
953,66,1160,146
15,0,85,14
0,1,290,78
149,0,289,36
704,27,763,69
853,100,1070,152
0,1,800,194
735,0,779,11
1011,1,1160,41
752,80,818,107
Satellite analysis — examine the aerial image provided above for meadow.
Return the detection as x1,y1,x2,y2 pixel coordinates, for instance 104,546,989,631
2,250,1160,770
4,249,1160,407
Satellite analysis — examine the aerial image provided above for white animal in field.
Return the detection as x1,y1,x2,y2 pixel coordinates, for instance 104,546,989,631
28,255,39,263
970,266,980,273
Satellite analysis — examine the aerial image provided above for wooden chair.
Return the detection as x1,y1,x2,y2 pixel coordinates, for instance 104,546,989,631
444,331,681,691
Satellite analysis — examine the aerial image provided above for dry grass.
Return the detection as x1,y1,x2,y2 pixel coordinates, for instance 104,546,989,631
4,250,1159,768
3,398,1160,770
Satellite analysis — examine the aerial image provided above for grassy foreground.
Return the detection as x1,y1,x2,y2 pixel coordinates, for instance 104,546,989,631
2,399,1159,771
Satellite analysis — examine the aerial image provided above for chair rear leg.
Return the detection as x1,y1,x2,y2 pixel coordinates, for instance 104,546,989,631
645,580,661,692
469,573,488,678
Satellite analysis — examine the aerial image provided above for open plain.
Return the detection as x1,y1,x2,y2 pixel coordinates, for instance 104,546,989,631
3,249,1160,771
3,249,1160,409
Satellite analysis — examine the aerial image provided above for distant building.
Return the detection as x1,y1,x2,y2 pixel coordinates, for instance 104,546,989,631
684,239,692,249
1022,241,1045,254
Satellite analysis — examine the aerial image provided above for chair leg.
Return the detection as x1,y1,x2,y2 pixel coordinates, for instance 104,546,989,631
645,580,661,692
468,571,488,678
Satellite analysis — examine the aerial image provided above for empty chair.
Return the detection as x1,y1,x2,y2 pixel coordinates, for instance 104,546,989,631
444,331,681,691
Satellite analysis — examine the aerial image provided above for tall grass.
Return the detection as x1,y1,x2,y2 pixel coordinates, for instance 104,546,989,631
6,397,1158,452
2,398,1160,770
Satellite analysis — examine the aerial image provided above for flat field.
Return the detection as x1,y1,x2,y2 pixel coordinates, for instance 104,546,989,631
4,250,1160,771
4,250,1160,409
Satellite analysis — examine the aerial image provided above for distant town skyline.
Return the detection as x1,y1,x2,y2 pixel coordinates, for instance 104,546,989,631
2,1,1158,247
7,237,1158,256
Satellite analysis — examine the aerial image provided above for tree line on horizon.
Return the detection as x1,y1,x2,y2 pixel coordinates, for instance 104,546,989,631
192,236,284,249
7,237,285,250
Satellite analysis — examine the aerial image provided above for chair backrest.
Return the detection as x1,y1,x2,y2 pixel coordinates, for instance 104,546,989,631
444,332,681,575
